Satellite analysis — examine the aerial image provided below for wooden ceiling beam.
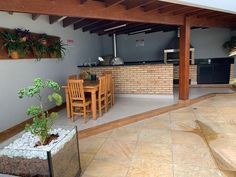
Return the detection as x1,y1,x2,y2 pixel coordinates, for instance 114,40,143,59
172,7,195,16
80,0,87,4
174,8,202,16
197,11,217,18
90,21,121,33
92,21,127,34
82,20,103,31
159,4,182,14
63,17,83,27
126,0,155,10
32,14,40,20
74,19,98,30
116,24,157,35
105,0,124,7
49,15,62,24
143,2,173,12
83,20,112,32
100,23,143,35
0,0,234,28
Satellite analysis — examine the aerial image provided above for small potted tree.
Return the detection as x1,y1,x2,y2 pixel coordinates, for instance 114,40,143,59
0,78,81,177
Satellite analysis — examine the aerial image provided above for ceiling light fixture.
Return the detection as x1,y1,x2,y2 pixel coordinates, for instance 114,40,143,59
128,28,152,35
104,24,127,31
57,16,67,22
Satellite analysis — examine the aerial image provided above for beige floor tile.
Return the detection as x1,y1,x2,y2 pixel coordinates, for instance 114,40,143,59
94,137,137,165
173,144,217,169
170,112,196,120
82,159,129,177
127,159,173,177
134,141,172,163
80,153,95,172
79,136,106,154
110,125,140,142
171,131,207,147
171,118,199,131
173,164,226,177
143,116,171,130
139,129,172,144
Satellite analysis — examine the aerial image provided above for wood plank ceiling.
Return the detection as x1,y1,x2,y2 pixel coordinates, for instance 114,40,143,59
5,0,236,35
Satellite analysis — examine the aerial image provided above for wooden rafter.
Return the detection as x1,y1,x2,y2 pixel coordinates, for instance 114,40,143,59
49,15,62,24
159,4,182,14
63,17,83,27
105,0,124,7
32,14,40,20
116,24,157,35
174,8,203,16
100,23,142,35
82,20,106,32
74,19,99,30
126,0,155,10
91,21,126,34
80,0,87,4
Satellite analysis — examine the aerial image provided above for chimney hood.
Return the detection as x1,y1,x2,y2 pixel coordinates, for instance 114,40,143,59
164,30,195,64
111,34,124,65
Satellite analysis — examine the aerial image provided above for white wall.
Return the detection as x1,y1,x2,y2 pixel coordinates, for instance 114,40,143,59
0,12,102,132
101,28,231,61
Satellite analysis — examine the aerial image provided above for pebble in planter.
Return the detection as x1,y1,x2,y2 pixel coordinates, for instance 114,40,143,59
0,78,81,177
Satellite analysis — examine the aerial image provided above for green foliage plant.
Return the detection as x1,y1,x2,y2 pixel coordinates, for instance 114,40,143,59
48,40,67,58
223,36,236,57
18,78,63,145
0,30,31,57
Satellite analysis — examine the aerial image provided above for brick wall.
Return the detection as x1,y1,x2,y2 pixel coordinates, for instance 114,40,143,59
80,64,173,95
174,65,197,85
230,64,235,83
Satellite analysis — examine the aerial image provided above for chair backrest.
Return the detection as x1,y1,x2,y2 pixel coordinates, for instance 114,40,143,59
68,79,85,101
68,74,77,80
105,74,112,93
99,76,106,96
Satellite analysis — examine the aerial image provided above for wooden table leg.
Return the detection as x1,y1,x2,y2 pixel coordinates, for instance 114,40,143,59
65,88,71,118
91,91,97,120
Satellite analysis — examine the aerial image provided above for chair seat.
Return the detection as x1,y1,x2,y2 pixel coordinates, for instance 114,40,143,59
72,99,91,106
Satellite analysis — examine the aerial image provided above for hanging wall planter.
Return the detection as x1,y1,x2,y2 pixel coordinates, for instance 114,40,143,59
0,28,66,60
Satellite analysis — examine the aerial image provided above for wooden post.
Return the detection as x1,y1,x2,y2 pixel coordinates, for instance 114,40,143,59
179,17,190,100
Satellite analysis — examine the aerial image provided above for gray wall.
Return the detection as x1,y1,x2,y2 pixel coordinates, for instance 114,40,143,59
101,28,232,61
0,12,102,132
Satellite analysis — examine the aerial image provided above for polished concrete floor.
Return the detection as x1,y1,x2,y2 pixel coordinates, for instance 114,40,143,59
55,87,233,131
79,95,236,177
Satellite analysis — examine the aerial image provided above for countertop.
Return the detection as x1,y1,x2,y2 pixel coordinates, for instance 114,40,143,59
77,60,165,68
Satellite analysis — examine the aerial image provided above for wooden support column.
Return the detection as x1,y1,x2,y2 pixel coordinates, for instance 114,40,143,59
179,17,190,100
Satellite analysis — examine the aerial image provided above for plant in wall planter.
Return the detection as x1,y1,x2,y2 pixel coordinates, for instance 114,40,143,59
32,40,48,60
223,36,236,57
0,31,31,59
48,40,67,58
0,78,81,177
38,33,49,46
16,28,31,42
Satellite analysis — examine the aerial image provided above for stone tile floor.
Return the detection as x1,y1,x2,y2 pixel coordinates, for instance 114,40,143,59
79,95,236,177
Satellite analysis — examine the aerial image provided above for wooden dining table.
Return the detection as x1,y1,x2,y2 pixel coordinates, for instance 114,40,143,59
62,80,99,120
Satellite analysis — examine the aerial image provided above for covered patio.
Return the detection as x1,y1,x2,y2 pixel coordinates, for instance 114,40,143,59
0,0,236,177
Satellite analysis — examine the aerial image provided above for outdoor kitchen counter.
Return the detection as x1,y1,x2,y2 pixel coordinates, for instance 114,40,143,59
78,64,174,95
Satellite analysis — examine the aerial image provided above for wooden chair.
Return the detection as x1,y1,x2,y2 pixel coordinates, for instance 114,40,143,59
105,73,113,108
98,76,107,116
103,72,115,106
68,74,77,80
68,79,91,123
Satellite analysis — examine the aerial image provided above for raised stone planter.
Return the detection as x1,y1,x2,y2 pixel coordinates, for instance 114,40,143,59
0,126,81,177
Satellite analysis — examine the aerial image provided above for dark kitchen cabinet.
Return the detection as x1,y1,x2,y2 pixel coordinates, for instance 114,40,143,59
197,58,233,84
